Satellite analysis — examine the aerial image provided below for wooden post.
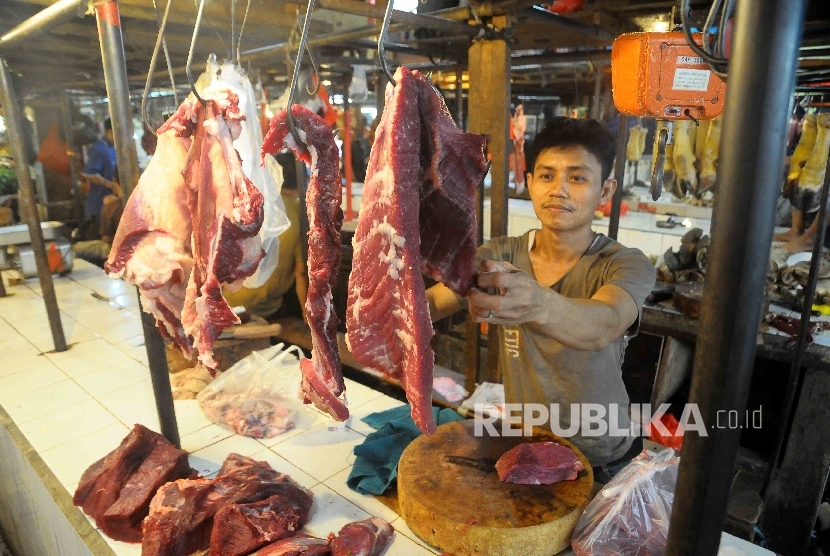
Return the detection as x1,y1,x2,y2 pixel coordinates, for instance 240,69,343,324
468,15,511,384
761,366,830,555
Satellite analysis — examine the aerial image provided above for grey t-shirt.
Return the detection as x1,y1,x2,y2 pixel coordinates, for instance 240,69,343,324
477,231,656,467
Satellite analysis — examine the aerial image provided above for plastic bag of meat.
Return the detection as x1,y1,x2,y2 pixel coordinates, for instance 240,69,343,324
197,344,306,438
571,449,679,556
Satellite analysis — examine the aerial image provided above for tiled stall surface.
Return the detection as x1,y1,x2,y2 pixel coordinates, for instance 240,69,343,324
0,261,439,556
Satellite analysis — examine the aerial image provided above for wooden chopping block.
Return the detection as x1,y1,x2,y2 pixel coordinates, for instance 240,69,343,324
673,280,705,319
398,420,593,556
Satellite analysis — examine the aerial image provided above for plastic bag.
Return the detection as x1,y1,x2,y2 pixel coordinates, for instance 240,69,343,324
197,343,306,438
572,449,679,556
198,56,291,288
37,125,71,176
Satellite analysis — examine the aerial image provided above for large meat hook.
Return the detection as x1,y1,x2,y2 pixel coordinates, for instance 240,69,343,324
378,0,396,86
141,0,177,137
286,0,317,149
186,0,208,106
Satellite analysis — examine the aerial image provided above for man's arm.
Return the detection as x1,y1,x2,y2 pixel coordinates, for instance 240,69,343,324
81,172,119,193
469,260,640,351
426,283,464,322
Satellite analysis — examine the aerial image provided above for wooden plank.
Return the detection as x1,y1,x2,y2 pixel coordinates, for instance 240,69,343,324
761,366,830,555
468,15,511,385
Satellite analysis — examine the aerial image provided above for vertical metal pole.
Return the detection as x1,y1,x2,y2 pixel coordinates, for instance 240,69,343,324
608,114,628,240
455,66,464,130
95,0,179,447
665,0,808,554
590,68,601,120
60,89,83,224
344,91,354,221
0,58,67,351
375,73,387,122
468,17,510,383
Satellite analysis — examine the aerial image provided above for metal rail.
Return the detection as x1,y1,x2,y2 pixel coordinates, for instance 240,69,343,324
315,0,486,37
0,58,67,352
0,0,84,52
609,114,628,241
94,0,180,448
664,0,809,553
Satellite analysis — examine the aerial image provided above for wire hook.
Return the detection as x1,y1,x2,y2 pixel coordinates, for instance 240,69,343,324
142,0,176,137
237,0,252,66
295,7,321,96
378,0,396,86
286,0,317,148
187,0,207,106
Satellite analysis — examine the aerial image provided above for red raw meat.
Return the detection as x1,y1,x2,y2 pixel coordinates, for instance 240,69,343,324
495,442,584,485
104,99,199,354
182,94,265,369
142,454,313,556
328,518,394,556
346,67,437,434
254,535,331,556
261,105,347,421
413,71,487,296
72,424,193,543
209,491,313,556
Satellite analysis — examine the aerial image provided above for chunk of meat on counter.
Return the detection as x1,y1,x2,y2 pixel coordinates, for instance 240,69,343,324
346,66,437,435
328,518,394,556
495,442,584,485
73,424,193,543
253,535,331,556
104,99,199,355
142,453,313,556
413,70,487,297
261,105,347,421
208,491,313,556
182,94,265,370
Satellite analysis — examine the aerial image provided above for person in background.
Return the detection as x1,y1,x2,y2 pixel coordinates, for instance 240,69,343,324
72,193,123,267
223,152,309,322
80,118,119,240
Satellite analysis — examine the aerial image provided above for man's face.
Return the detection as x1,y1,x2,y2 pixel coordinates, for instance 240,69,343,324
105,129,114,143
527,145,616,233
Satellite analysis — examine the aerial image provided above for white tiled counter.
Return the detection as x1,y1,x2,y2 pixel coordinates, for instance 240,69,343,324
0,260,438,556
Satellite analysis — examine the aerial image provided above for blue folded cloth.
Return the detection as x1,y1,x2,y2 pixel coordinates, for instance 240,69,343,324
347,404,463,495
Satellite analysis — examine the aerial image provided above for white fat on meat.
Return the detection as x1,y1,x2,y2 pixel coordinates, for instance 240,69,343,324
374,217,406,279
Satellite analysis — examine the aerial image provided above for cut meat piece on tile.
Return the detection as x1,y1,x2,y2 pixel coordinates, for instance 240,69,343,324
262,105,347,421
328,517,394,556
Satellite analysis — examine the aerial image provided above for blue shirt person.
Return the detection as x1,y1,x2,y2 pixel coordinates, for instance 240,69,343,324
81,118,119,218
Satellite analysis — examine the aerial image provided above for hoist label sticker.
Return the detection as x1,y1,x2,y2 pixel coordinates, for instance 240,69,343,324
672,68,711,91
677,56,705,66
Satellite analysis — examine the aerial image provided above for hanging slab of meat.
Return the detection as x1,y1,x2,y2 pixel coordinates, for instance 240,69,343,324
510,104,527,195
495,442,584,485
182,94,265,370
413,70,488,296
698,115,723,194
72,424,193,543
104,99,200,354
346,67,437,435
261,105,347,421
253,535,331,556
671,119,697,197
328,518,394,556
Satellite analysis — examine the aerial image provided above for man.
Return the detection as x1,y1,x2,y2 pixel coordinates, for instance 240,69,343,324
80,118,119,240
223,153,309,321
427,117,656,477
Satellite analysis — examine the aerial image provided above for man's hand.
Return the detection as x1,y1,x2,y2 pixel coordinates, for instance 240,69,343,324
467,260,547,326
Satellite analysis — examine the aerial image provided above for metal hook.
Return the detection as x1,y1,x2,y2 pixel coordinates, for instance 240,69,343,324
237,0,252,66
286,0,317,148
186,0,207,106
378,0,396,86
142,0,176,137
295,7,321,96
